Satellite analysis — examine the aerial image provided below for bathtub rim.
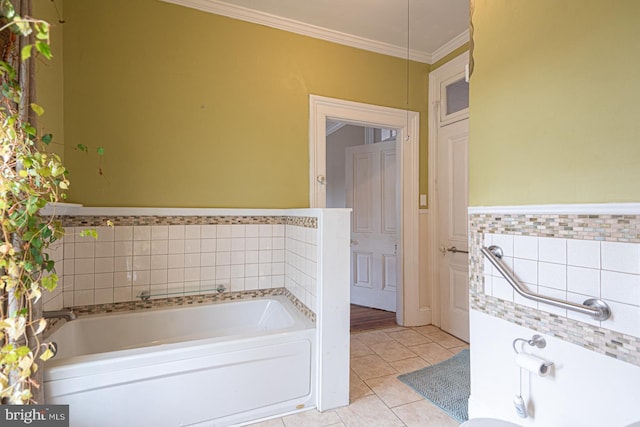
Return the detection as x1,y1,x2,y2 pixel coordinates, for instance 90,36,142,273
44,295,315,380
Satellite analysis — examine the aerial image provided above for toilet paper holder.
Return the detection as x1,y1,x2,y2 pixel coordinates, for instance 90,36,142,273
512,334,546,354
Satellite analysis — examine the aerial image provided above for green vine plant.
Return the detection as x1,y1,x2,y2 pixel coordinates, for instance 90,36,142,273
0,1,101,404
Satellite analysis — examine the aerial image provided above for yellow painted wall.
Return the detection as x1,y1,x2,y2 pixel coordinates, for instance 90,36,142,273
61,0,430,208
34,0,64,160
470,1,640,206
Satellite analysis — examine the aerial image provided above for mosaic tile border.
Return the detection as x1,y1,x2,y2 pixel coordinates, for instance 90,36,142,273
61,287,315,323
59,215,318,229
469,213,640,367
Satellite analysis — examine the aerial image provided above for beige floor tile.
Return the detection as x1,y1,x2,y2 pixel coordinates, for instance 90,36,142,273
335,395,405,427
350,369,374,402
326,423,346,427
351,354,397,380
411,325,442,336
350,337,374,358
392,400,459,427
450,344,470,354
386,329,433,346
282,409,341,427
365,374,423,408
352,330,394,346
426,331,467,349
246,417,286,426
389,357,431,375
369,340,418,362
409,342,454,365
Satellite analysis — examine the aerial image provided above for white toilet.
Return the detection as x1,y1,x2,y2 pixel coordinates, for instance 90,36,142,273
460,419,521,427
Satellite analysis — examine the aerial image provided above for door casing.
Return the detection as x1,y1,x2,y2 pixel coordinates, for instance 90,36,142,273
309,95,420,326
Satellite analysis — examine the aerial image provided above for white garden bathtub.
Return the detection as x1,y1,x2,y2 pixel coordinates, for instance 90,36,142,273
44,296,316,427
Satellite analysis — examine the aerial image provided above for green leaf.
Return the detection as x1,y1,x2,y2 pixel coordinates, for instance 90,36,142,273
21,44,32,61
39,348,54,362
96,147,105,156
41,274,58,292
41,133,53,145
30,103,44,117
35,40,52,60
76,143,88,152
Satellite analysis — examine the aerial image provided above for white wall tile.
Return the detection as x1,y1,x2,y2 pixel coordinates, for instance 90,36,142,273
567,266,600,297
95,226,115,242
201,253,216,267
74,258,95,275
75,242,95,259
168,225,185,240
133,241,151,256
167,254,184,269
201,225,217,239
114,287,132,303
133,226,151,241
114,241,133,256
567,239,600,268
95,242,114,258
95,288,114,305
133,255,150,271
539,237,567,264
201,239,216,253
167,268,184,283
492,276,513,301
513,258,537,285
538,262,567,291
185,239,201,254
132,270,150,286
74,290,94,306
114,226,133,241
95,273,114,289
491,234,514,257
185,225,201,239
601,270,640,306
168,240,185,254
601,241,640,274
151,226,169,240
185,253,201,268
231,225,245,238
151,240,168,255
604,300,640,337
245,225,259,238
95,257,114,273
150,269,167,285
217,225,231,239
514,235,538,260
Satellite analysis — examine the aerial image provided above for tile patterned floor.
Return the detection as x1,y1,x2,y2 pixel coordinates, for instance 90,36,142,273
247,325,469,427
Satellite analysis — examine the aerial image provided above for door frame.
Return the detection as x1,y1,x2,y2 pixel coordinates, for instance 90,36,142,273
309,95,420,326
428,51,469,328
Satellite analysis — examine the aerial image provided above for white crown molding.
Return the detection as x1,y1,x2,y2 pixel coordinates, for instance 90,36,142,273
468,203,640,215
431,29,469,63
160,0,433,63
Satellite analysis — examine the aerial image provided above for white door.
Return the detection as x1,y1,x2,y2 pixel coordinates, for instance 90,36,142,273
346,140,397,312
437,118,469,341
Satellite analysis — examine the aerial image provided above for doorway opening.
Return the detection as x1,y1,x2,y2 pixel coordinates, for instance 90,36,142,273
309,95,420,326
325,122,399,318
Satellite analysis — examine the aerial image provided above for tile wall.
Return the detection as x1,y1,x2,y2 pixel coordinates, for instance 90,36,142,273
483,233,640,337
44,217,318,313
470,211,640,366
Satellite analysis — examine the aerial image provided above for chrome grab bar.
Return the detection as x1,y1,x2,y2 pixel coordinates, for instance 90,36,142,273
481,245,611,321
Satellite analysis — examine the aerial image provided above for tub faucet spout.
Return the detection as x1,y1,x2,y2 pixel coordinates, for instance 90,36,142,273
43,309,76,321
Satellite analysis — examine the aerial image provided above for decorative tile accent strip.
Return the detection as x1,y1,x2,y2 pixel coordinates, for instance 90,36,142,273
62,287,315,324
60,215,318,228
469,213,640,367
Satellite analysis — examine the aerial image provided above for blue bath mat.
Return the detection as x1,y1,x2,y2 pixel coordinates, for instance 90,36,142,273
398,349,470,423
